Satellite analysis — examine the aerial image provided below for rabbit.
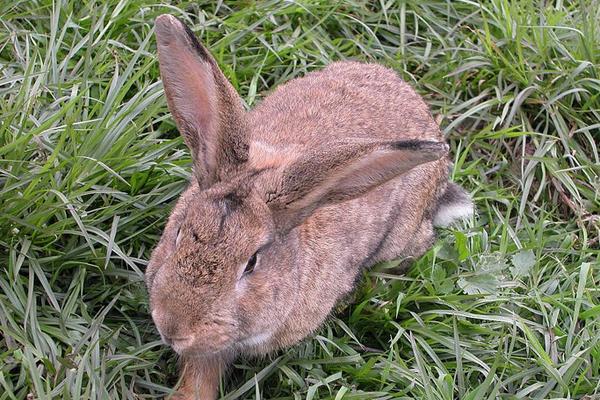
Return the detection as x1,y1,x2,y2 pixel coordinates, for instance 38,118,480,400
145,14,473,400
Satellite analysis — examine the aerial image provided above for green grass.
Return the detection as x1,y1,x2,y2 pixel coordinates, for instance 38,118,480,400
1,0,599,399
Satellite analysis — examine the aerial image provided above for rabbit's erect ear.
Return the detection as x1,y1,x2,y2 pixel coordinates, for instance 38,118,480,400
263,140,447,231
155,15,248,186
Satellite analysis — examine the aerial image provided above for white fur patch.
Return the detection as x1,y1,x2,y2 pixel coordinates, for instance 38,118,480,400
433,201,474,227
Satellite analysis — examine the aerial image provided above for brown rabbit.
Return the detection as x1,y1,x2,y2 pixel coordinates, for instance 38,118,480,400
146,14,473,399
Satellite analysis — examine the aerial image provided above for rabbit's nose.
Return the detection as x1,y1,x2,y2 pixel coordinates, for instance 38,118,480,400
151,308,178,339
151,308,196,350
162,335,172,345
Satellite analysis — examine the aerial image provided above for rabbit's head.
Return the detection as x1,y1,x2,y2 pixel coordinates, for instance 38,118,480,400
146,175,276,355
146,15,447,356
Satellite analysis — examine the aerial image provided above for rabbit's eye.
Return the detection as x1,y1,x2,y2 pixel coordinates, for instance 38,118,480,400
243,251,258,275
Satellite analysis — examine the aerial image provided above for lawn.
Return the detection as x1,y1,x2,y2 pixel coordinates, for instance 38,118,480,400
1,0,599,399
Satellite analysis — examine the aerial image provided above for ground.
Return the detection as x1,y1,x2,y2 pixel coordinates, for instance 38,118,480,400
0,1,599,399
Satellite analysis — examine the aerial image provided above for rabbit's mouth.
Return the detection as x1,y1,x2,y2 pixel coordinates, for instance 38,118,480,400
170,336,224,355
166,333,237,356
238,332,272,348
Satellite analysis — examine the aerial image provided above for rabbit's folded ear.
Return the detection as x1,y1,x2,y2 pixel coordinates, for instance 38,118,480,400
263,140,448,231
155,15,248,187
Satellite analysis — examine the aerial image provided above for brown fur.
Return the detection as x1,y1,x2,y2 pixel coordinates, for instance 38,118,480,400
146,14,472,399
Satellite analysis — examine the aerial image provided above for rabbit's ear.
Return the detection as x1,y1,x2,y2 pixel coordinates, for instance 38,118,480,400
155,15,248,187
263,140,447,231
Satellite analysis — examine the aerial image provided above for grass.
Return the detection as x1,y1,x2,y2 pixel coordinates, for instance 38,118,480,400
0,0,599,399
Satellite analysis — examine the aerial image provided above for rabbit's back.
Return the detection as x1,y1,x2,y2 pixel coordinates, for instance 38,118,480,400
247,60,447,266
250,61,442,146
